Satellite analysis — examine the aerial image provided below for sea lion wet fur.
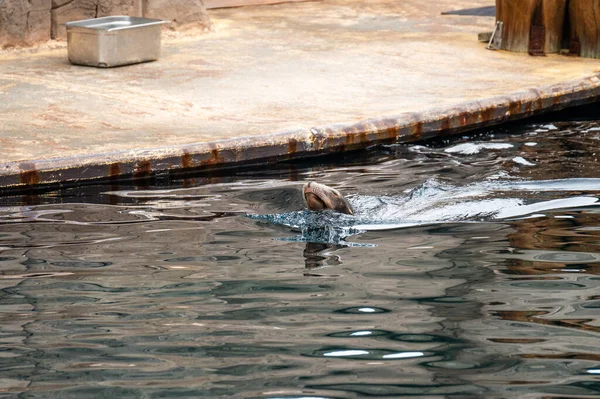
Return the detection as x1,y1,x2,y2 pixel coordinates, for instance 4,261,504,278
303,182,354,215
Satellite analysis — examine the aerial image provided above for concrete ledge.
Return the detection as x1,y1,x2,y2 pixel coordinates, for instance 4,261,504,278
3,0,600,195
2,74,599,194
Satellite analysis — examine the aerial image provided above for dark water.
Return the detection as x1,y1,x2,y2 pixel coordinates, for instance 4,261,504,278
2,119,600,398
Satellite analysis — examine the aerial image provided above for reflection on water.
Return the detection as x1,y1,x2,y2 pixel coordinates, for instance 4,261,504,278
1,120,600,397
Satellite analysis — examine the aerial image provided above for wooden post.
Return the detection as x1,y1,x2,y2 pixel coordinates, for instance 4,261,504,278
569,0,600,58
495,0,567,55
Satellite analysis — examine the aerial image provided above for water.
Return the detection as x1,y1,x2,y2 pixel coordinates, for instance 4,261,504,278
2,119,600,398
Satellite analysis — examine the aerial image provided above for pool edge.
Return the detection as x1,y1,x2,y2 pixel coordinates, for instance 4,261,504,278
2,74,600,194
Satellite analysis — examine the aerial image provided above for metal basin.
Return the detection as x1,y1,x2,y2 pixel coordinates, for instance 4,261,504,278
66,16,169,68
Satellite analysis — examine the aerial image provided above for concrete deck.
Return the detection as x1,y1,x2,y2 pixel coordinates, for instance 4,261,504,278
1,0,600,190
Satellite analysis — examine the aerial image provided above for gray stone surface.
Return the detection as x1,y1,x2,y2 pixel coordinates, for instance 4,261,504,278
51,0,145,40
144,0,211,29
51,0,98,40
98,0,142,17
1,0,210,46
0,0,52,47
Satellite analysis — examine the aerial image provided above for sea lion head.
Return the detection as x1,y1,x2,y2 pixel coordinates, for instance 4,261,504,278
303,181,354,215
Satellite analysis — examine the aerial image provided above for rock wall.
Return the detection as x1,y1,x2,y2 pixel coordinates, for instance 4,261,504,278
0,0,52,47
0,0,212,48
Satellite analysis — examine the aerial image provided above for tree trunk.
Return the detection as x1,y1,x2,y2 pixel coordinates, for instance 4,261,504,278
569,0,600,58
496,0,567,55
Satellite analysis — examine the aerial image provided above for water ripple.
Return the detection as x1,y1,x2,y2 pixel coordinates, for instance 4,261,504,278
1,120,600,397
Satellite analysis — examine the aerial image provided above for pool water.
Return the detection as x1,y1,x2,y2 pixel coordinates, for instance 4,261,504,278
1,119,600,398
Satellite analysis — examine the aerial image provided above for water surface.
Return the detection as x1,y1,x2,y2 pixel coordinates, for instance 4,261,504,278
1,120,600,398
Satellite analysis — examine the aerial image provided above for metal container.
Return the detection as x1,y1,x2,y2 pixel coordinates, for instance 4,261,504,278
66,16,169,68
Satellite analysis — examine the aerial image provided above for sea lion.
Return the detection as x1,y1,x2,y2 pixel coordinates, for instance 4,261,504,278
303,181,354,215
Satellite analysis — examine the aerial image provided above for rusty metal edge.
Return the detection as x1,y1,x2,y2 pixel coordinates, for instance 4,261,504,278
1,73,600,195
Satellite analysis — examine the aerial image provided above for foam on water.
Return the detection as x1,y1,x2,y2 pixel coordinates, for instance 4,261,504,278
444,142,514,155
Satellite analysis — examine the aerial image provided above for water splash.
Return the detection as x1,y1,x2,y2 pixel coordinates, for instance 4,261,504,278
245,211,380,246
247,178,600,245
